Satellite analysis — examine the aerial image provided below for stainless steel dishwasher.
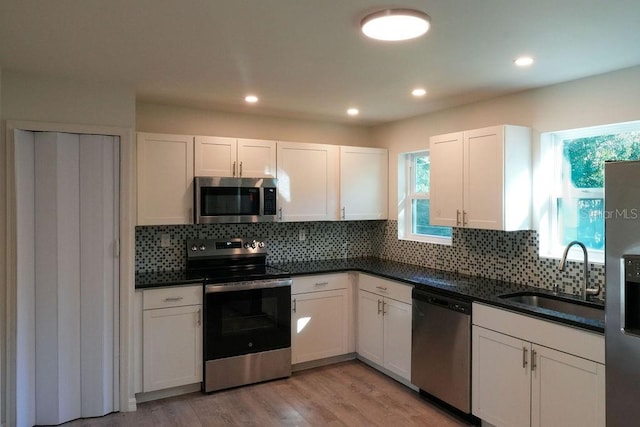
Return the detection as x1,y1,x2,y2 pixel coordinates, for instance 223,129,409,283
411,287,472,415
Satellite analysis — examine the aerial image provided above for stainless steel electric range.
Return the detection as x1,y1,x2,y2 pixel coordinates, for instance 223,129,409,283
186,237,292,393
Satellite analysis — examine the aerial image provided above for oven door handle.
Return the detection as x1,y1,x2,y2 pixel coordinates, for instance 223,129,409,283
205,278,292,293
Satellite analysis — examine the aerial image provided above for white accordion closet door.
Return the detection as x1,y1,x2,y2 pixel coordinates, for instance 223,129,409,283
26,131,119,425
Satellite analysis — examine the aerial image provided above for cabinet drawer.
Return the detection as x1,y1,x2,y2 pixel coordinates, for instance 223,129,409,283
292,273,349,294
143,285,202,310
358,274,412,304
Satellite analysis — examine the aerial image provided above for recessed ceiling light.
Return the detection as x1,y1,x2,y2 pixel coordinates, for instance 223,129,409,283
514,56,534,67
347,108,359,116
361,9,431,41
412,88,427,97
245,95,259,103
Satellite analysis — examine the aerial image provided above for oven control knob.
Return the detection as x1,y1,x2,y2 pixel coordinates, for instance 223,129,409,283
250,240,257,249
199,245,206,251
258,241,265,248
191,245,198,251
244,242,251,249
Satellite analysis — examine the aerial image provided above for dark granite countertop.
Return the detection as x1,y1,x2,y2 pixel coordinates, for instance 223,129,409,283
135,256,604,333
135,270,203,289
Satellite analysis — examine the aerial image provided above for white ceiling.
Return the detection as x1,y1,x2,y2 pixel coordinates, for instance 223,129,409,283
1,0,639,125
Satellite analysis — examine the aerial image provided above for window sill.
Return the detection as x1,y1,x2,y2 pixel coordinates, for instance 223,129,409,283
539,252,604,266
398,234,452,246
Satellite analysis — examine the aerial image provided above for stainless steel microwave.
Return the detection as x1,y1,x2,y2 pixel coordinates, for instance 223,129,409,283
194,177,278,223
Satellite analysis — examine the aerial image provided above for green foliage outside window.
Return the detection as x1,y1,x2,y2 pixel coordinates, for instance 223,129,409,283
563,131,640,188
411,153,451,238
559,131,640,250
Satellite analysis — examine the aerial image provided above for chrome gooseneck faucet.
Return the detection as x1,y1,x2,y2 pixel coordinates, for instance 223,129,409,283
558,240,601,300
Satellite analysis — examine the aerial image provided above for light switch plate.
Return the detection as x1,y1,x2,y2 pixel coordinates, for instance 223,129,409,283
299,229,306,241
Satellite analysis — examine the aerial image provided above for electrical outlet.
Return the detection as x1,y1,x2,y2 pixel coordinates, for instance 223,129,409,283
160,234,171,247
299,229,306,241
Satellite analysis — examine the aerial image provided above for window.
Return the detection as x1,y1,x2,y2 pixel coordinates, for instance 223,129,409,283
398,151,452,244
540,121,640,262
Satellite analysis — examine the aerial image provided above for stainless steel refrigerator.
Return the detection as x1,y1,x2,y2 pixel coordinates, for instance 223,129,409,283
605,160,640,426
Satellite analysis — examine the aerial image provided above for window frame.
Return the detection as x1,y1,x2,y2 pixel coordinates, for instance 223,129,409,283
398,150,452,245
539,120,640,264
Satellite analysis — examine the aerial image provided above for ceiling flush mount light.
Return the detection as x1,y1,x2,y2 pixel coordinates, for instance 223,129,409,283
514,56,534,67
245,94,259,103
412,88,427,97
361,9,431,41
347,108,359,116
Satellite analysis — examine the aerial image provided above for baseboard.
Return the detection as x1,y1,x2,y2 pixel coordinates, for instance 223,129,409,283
292,352,356,372
135,382,201,404
126,397,137,412
356,355,418,391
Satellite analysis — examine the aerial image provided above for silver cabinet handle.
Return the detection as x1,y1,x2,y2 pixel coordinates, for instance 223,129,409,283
523,347,528,369
377,299,382,315
278,207,283,221
341,207,346,220
315,282,329,287
232,161,236,177
164,297,184,302
292,298,297,313
375,286,387,292
382,300,387,315
196,308,201,326
463,210,468,226
456,210,461,226
239,161,243,177
531,349,537,371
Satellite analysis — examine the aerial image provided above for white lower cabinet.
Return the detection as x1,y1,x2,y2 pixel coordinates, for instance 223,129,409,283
357,274,412,382
291,274,352,364
472,303,605,427
142,285,203,392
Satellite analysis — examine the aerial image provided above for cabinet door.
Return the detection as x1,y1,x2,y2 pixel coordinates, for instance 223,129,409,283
276,141,339,221
472,326,531,427
531,345,605,427
382,297,412,381
429,132,464,227
357,289,384,366
464,126,504,230
194,136,236,177
339,146,388,220
137,133,194,225
143,305,202,392
237,138,276,178
291,289,349,364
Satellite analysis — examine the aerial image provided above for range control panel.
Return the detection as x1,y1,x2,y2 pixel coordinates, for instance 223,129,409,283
186,238,267,259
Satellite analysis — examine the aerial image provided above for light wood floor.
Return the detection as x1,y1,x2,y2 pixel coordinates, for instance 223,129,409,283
65,360,468,426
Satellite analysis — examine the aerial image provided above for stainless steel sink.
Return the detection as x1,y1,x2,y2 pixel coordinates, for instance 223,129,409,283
499,292,605,322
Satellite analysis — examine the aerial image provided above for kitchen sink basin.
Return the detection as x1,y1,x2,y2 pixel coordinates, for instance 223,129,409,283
499,292,605,322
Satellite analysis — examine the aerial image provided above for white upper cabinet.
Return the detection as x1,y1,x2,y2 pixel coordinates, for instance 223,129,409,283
339,146,388,220
194,136,235,177
430,132,464,227
194,136,276,178
276,141,339,221
237,138,277,178
137,132,194,225
430,125,531,231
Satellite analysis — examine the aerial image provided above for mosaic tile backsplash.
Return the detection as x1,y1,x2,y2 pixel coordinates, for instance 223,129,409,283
136,220,605,300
